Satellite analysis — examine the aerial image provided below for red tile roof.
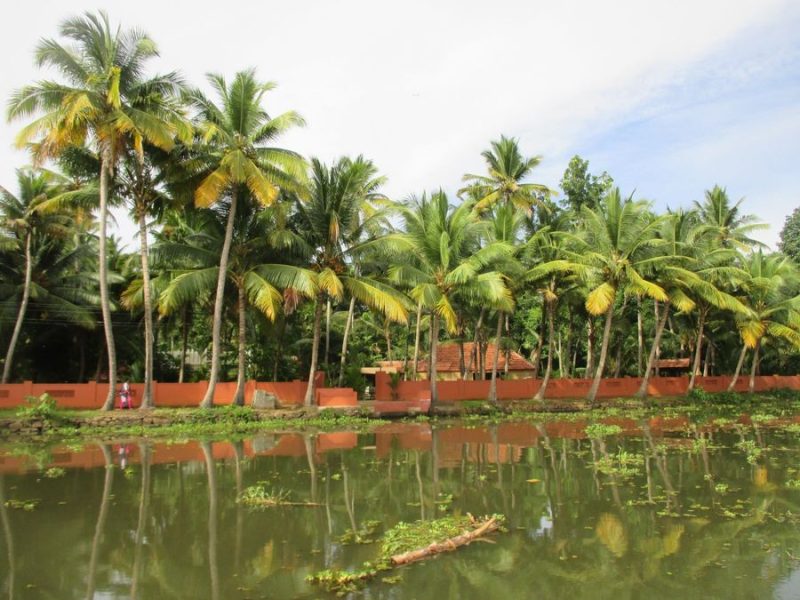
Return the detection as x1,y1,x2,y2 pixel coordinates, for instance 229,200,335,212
417,342,534,373
654,358,691,369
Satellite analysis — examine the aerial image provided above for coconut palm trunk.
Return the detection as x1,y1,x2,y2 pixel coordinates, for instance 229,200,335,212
586,318,594,377
233,284,247,406
201,192,237,408
411,301,423,381
86,444,113,599
503,314,511,378
324,299,331,371
748,339,761,393
0,475,14,600
137,210,155,408
304,294,325,407
202,442,220,600
130,443,151,600
338,297,356,386
636,298,644,377
636,302,670,398
534,303,555,401
178,306,190,383
464,308,485,380
429,312,439,413
99,158,118,411
488,311,503,405
687,309,707,393
531,318,545,380
2,231,32,383
727,344,748,392
587,305,615,405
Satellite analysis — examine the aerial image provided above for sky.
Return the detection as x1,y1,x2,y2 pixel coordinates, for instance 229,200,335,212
1,0,799,249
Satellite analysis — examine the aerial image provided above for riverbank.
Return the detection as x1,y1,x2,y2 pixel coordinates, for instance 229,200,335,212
1,388,799,441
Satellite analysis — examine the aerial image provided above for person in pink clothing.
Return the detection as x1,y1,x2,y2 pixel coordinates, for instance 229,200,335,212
119,382,132,409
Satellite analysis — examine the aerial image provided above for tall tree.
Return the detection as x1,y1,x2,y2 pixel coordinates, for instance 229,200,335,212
292,157,408,406
157,201,313,405
694,186,766,251
559,155,613,213
390,191,512,410
8,11,186,409
0,169,71,382
567,188,668,405
462,135,551,214
729,251,800,392
779,206,800,265
185,69,306,407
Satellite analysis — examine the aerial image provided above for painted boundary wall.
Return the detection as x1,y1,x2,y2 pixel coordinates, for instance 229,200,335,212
374,372,800,402
2,372,799,410
0,372,341,410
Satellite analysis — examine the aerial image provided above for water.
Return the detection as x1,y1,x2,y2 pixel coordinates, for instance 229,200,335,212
1,417,800,599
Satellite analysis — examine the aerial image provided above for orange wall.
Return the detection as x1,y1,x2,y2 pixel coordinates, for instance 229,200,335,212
0,372,329,410
374,372,800,402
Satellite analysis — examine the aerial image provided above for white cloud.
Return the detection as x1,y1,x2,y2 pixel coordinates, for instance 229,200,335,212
1,0,796,246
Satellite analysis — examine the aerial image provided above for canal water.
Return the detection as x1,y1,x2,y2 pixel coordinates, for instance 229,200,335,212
1,416,799,599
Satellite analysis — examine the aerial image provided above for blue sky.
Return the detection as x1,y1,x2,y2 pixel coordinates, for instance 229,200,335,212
1,0,798,248
564,8,800,246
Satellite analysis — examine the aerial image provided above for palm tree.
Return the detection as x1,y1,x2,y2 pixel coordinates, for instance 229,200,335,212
522,215,576,401
0,169,72,382
461,135,552,214
633,210,745,398
389,191,512,409
483,203,527,404
728,251,800,392
292,157,408,406
156,202,311,405
462,136,550,402
694,186,767,251
0,206,101,382
184,69,306,407
566,188,669,405
8,11,187,409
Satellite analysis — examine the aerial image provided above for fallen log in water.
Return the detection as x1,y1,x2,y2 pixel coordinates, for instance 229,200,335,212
389,516,500,566
307,514,505,595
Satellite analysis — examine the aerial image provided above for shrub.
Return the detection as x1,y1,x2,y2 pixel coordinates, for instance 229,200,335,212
15,393,58,420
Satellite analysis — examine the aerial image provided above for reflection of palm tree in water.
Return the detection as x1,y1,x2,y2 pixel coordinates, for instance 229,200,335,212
201,442,219,600
130,443,152,600
0,475,15,600
86,444,114,600
232,441,244,573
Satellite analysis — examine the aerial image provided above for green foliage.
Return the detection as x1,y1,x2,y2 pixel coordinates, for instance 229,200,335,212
43,466,66,479
15,394,58,420
238,484,292,507
779,207,800,264
585,423,623,439
559,155,613,212
595,450,643,477
4,498,38,511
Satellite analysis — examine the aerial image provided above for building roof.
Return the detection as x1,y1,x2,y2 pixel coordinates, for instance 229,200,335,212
417,342,534,373
654,358,691,369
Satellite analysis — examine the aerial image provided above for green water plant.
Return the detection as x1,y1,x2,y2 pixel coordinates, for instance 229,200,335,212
585,423,623,439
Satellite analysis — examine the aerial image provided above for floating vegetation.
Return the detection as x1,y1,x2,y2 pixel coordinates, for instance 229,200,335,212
43,467,65,479
735,440,764,464
751,414,778,424
595,450,644,478
238,484,321,507
4,498,39,511
585,423,623,439
308,514,505,596
339,520,381,544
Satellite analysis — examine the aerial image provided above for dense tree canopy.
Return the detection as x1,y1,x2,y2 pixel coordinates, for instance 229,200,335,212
2,10,798,409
